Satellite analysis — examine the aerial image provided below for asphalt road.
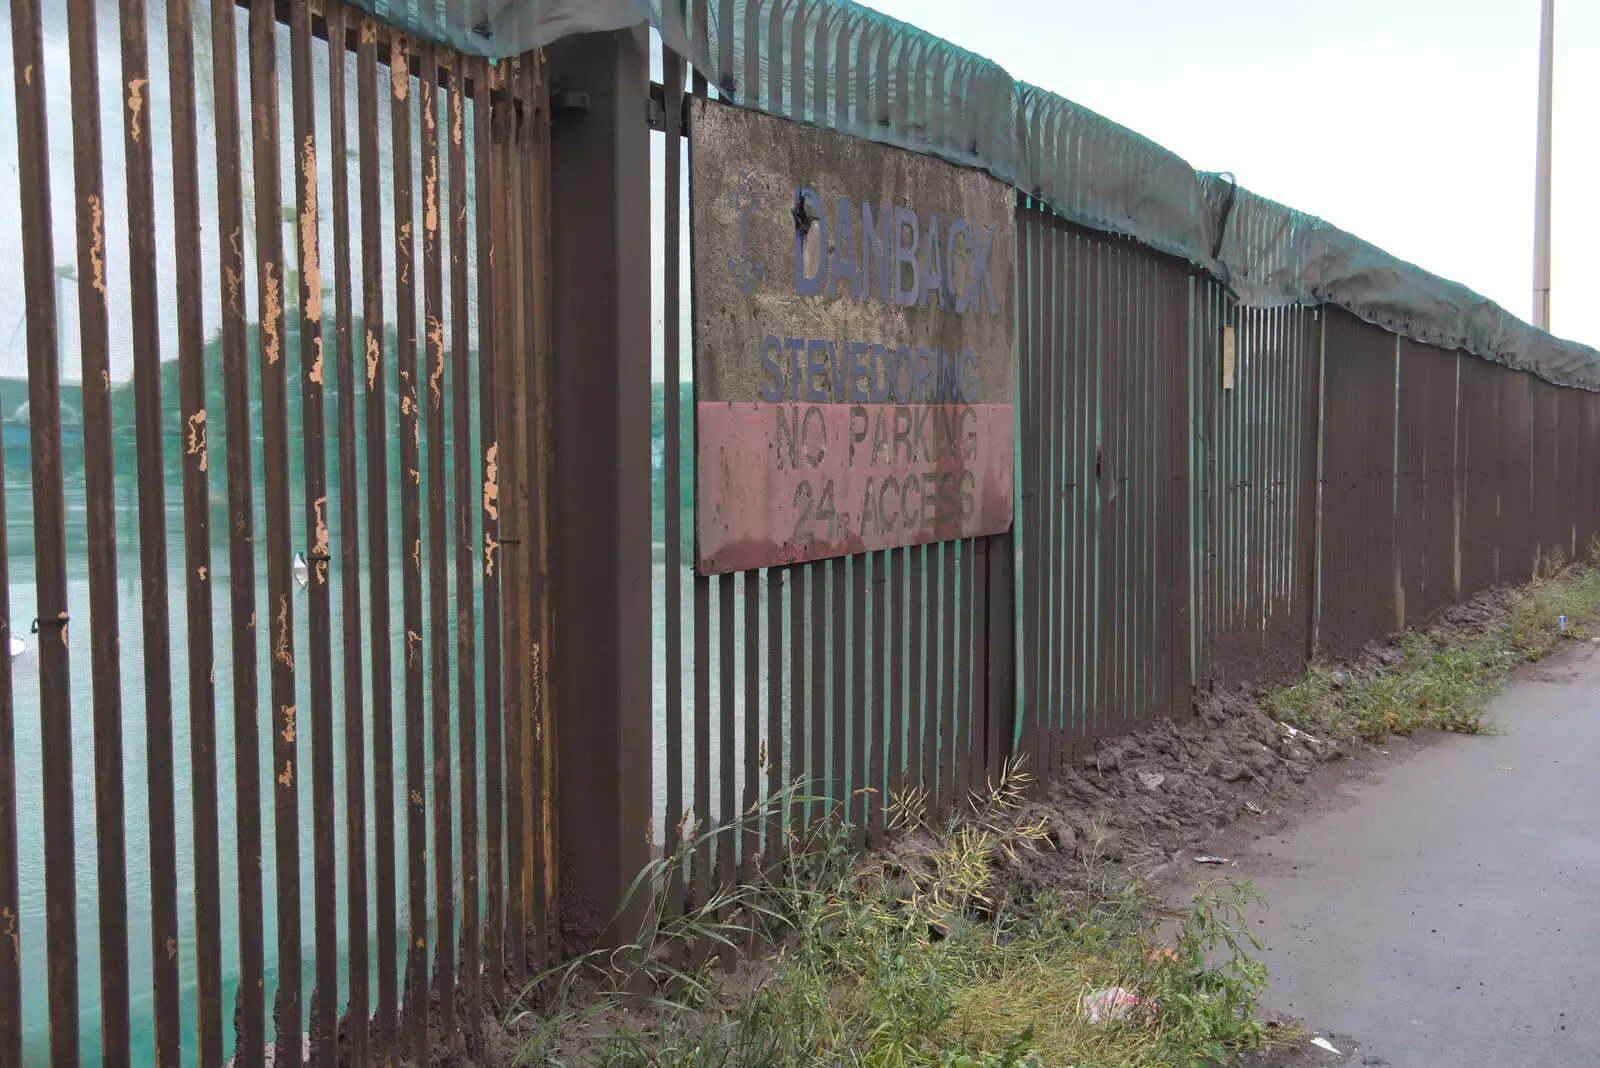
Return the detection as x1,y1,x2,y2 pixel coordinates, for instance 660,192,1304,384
1211,641,1600,1067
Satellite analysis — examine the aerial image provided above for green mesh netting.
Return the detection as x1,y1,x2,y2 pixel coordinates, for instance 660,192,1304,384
348,0,1600,390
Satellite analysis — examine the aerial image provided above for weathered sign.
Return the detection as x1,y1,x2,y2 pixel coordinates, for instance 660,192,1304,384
689,98,1015,574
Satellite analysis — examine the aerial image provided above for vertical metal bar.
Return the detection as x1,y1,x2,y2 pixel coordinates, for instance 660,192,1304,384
869,550,886,843
765,0,784,112
522,57,558,965
889,547,906,806
909,547,926,800
167,0,221,1054
921,544,938,806
65,0,128,1058
810,561,825,826
966,540,984,790
1055,225,1074,770
791,566,810,835
1091,236,1110,737
766,567,784,867
956,541,974,807
693,571,711,913
1048,224,1065,771
983,530,1011,786
213,0,264,1059
498,64,527,987
719,0,735,91
0,334,16,1068
1014,209,1036,783
742,0,760,105
743,569,761,884
1037,217,1056,773
475,55,505,1008
357,19,399,1061
832,558,848,822
809,3,826,120
419,41,457,1050
249,0,304,1055
10,0,73,1059
449,50,480,1031
287,5,336,1062
851,553,867,843
120,0,182,1058
246,0,302,1055
1115,244,1131,729
328,10,370,1065
788,565,806,839
662,43,687,931
389,34,429,1061
939,542,956,816
719,577,736,895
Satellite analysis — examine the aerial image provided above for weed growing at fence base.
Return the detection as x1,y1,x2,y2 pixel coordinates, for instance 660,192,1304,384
1269,554,1600,744
508,773,1284,1067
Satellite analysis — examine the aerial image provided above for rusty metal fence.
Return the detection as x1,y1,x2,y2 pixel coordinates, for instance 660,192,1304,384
1011,205,1600,792
11,5,1600,1066
2,0,556,1064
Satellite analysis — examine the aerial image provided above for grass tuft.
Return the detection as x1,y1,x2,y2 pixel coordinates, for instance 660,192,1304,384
508,770,1288,1067
1269,554,1600,744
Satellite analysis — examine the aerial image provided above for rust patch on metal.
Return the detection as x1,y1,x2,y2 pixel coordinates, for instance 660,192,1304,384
451,88,463,147
398,221,411,284
312,495,329,557
225,228,244,316
529,642,542,713
299,135,322,321
274,595,292,668
198,566,207,583
424,170,438,238
166,937,177,960
185,409,207,471
427,317,444,402
262,264,283,364
281,704,296,743
126,77,149,143
309,335,324,385
360,18,375,45
365,329,379,389
410,790,423,806
390,37,409,100
483,532,498,576
483,441,499,520
87,193,106,297
1,906,17,963
278,761,294,788
407,628,421,666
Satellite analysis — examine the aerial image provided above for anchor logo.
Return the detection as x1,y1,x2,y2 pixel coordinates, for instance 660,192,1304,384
726,168,763,296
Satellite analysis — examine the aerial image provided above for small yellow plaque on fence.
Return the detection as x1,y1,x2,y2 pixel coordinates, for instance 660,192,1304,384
1222,325,1236,390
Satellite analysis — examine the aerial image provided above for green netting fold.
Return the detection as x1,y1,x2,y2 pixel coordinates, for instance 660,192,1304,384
350,0,1600,389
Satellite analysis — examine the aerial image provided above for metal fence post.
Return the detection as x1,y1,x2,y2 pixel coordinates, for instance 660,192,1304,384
546,25,653,952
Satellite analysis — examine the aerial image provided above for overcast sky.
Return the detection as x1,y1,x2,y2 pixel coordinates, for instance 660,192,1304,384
860,0,1599,348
